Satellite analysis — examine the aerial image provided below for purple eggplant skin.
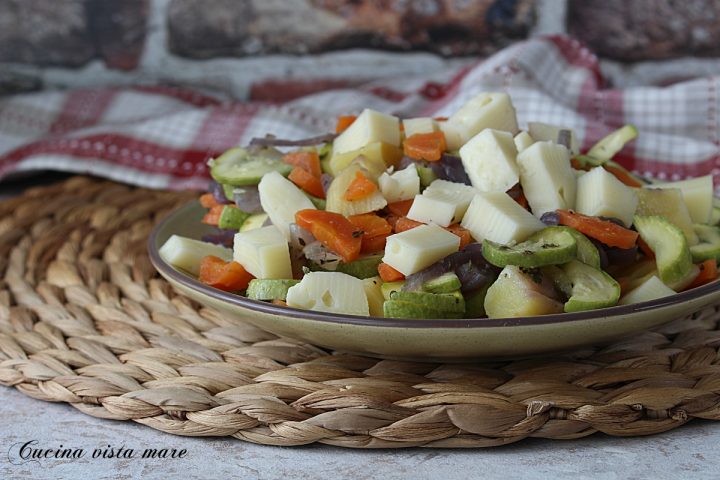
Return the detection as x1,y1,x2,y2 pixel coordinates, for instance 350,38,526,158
402,242,500,293
249,133,336,147
208,181,231,205
604,245,639,268
540,211,560,226
201,229,236,248
431,154,472,186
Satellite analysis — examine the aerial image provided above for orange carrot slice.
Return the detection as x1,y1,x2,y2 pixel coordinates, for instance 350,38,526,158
556,210,638,249
344,171,378,201
378,262,405,282
289,166,325,198
295,209,362,263
403,131,447,162
199,256,254,291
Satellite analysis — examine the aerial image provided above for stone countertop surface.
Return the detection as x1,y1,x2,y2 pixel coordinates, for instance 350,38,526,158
2,387,719,480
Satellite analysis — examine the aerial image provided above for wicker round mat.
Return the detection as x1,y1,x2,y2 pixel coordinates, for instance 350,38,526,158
2,176,720,448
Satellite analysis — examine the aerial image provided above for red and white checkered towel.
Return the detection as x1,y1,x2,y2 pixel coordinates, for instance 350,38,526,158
1,35,718,191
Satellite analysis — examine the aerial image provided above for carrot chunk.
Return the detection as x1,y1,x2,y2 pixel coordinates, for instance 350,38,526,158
685,259,718,290
348,213,392,239
386,199,415,217
335,115,357,134
344,171,378,201
201,205,225,226
199,256,254,291
394,217,424,233
283,151,322,178
403,131,447,162
199,192,221,208
295,209,362,263
378,262,405,282
360,234,388,254
603,163,644,188
444,224,472,249
289,166,325,198
556,210,638,249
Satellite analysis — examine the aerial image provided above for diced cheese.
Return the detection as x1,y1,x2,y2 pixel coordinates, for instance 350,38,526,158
618,275,676,305
327,141,402,177
445,92,519,147
576,167,638,227
514,130,535,152
233,226,292,279
333,108,400,154
635,188,698,245
378,164,420,203
383,224,460,275
648,175,713,224
286,271,369,316
258,171,315,240
437,120,464,151
461,192,545,245
402,117,437,138
459,129,519,192
326,164,387,216
527,122,580,155
407,179,476,227
159,235,233,276
362,276,385,317
517,141,577,217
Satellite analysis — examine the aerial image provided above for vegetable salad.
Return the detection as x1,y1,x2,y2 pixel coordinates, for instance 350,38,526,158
159,92,720,319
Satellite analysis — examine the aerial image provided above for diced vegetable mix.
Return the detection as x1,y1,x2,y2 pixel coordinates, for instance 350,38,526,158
158,92,720,319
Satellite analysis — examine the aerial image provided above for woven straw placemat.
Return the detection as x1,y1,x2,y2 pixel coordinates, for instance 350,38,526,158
2,176,720,448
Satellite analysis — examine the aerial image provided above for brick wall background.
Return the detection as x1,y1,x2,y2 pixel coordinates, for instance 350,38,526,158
2,0,720,98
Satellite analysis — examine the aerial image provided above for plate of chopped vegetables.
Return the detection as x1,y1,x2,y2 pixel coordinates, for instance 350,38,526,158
149,92,720,360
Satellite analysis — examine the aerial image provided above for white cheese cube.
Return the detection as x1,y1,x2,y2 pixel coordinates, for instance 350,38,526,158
459,128,519,192
528,122,580,155
576,167,638,227
517,141,577,217
233,226,292,279
286,271,369,316
159,235,233,276
333,108,400,154
407,179,477,227
618,275,675,305
461,192,545,245
648,175,713,224
258,171,315,241
402,117,437,138
378,164,420,203
383,224,460,275
406,195,455,227
446,92,519,146
514,130,535,152
437,120,464,151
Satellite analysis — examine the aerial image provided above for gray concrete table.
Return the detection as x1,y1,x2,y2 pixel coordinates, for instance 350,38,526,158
2,386,719,480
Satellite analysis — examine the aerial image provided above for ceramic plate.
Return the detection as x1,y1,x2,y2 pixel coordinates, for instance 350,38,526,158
148,201,720,361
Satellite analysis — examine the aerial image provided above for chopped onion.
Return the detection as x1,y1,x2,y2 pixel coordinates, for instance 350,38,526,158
289,223,316,251
431,154,471,185
201,229,235,248
302,241,341,270
209,181,231,205
249,133,337,147
402,242,499,293
233,186,263,214
321,173,333,194
398,156,427,170
540,211,560,226
557,129,572,149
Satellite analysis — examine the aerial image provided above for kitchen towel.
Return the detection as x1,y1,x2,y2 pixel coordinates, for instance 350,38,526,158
0,35,718,191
